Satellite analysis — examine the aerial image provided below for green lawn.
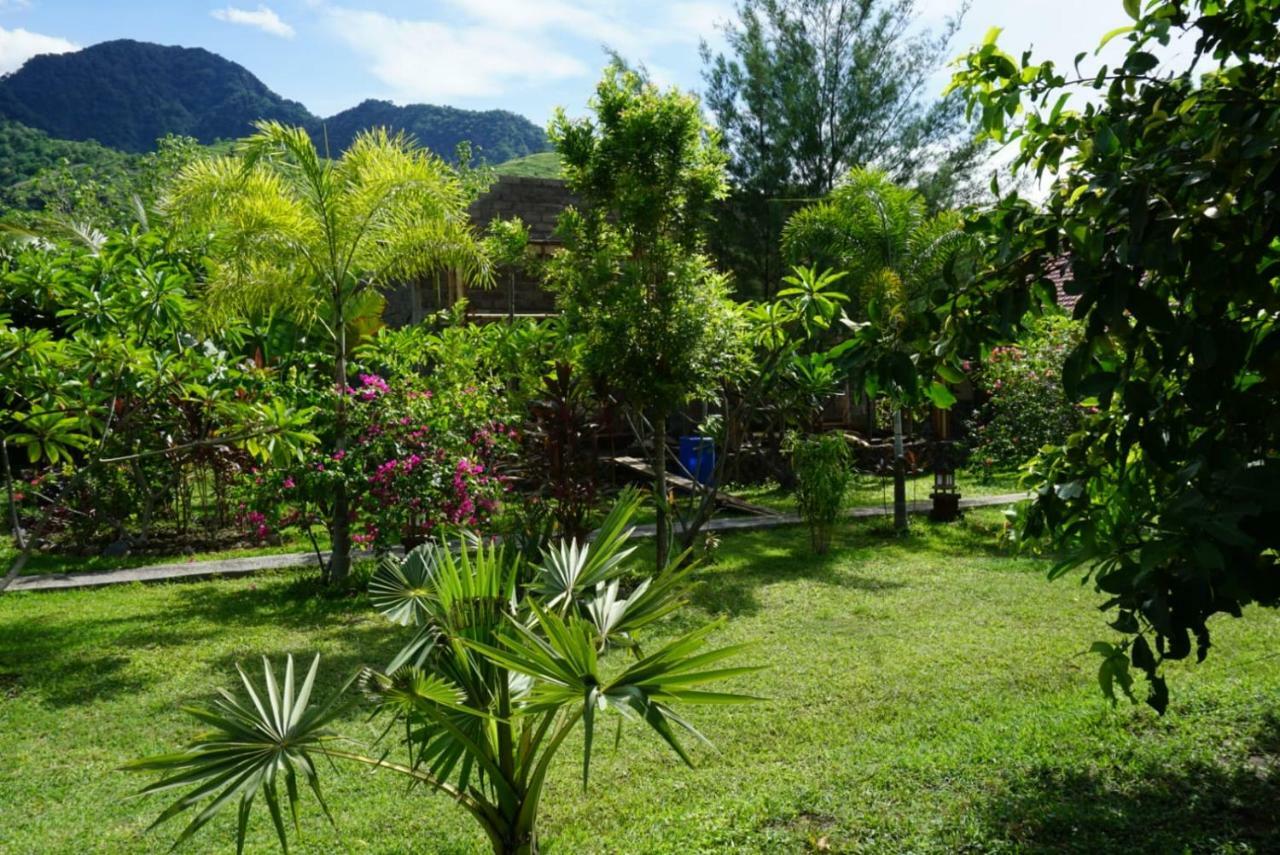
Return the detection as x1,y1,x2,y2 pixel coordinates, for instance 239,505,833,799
729,469,1024,516
1,527,331,577
2,511,1278,853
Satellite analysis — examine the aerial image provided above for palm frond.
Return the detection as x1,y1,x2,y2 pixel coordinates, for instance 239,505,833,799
125,655,352,853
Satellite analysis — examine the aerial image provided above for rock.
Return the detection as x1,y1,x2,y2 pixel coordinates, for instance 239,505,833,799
101,538,132,558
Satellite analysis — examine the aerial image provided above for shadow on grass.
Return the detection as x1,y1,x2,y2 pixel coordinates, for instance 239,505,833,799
0,570,391,708
972,715,1280,853
689,530,907,619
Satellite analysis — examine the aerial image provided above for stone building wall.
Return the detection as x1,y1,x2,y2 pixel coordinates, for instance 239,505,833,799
382,175,576,326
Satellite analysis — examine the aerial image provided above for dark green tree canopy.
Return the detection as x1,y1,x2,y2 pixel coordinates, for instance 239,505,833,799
946,0,1280,711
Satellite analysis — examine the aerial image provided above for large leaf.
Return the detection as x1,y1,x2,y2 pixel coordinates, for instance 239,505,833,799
532,488,641,609
370,544,442,626
125,655,352,854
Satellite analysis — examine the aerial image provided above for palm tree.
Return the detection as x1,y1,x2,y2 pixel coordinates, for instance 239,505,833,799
783,169,970,533
127,491,756,854
168,122,491,583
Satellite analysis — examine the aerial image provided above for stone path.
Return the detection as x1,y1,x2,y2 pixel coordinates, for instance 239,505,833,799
5,493,1026,593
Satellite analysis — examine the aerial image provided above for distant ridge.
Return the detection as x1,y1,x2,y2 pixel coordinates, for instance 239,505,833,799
0,39,549,162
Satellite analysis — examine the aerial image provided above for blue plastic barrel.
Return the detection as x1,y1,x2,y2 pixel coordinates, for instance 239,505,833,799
678,436,716,486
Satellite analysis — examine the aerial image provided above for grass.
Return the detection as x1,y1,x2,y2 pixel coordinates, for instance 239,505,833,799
493,151,562,179
729,469,1024,516
1,527,331,577
2,511,1279,853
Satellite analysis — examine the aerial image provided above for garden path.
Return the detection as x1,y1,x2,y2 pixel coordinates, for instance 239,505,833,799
6,493,1025,592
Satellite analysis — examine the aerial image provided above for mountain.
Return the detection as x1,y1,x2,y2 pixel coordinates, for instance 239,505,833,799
0,119,134,189
322,100,547,164
0,40,548,162
0,40,312,153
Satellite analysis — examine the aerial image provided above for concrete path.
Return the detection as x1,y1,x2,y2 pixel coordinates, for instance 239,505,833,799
6,493,1026,593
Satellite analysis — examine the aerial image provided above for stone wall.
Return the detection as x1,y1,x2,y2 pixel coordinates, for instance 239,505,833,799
383,175,576,326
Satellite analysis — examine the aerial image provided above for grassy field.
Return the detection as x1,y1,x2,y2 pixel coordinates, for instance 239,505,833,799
729,469,1024,515
0,527,331,577
493,151,561,178
2,511,1278,853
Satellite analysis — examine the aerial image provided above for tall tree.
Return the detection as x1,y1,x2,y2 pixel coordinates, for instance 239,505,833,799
548,64,744,569
702,0,982,296
943,0,1280,711
168,121,490,584
784,169,970,533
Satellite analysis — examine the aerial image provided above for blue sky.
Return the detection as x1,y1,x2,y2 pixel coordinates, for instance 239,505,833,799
0,1,1138,125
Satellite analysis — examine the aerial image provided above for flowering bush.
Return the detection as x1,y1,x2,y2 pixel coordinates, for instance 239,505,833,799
964,314,1083,473
249,371,515,551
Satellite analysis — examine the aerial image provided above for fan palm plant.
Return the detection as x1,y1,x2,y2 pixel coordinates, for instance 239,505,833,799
166,122,491,583
127,490,757,854
783,169,972,533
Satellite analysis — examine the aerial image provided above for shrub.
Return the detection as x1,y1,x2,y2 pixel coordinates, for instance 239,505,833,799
964,314,1082,473
253,371,515,552
128,492,755,855
789,431,852,553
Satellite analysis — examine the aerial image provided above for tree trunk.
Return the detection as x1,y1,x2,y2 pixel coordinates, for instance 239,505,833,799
892,406,907,534
653,411,669,569
328,296,352,586
2,439,24,550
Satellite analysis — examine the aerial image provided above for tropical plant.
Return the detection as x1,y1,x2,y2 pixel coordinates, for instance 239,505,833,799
789,431,852,553
943,0,1280,712
964,314,1083,473
548,63,747,568
167,121,492,584
784,169,973,533
127,491,756,854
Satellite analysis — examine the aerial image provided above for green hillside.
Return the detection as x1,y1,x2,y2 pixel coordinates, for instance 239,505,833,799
0,40,548,161
494,151,562,178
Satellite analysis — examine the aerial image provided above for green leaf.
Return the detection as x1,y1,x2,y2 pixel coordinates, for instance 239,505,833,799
1123,0,1140,20
926,381,957,409
1097,25,1134,51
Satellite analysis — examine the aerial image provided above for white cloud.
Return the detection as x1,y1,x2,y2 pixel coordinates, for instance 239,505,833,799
321,1,736,104
0,25,76,75
324,7,587,101
210,5,295,39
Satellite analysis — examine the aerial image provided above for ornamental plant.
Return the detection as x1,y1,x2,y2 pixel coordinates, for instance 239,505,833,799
168,122,491,585
128,491,757,854
251,371,515,553
965,314,1082,473
788,431,852,554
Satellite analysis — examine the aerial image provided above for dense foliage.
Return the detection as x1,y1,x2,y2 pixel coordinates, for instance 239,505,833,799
789,431,852,553
0,230,316,570
0,120,133,197
548,63,747,566
965,314,1083,473
0,40,313,153
945,0,1280,711
784,169,973,530
167,121,491,584
323,99,548,164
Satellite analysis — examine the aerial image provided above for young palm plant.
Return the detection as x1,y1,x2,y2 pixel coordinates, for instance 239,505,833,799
127,490,757,854
783,169,973,533
167,122,491,584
